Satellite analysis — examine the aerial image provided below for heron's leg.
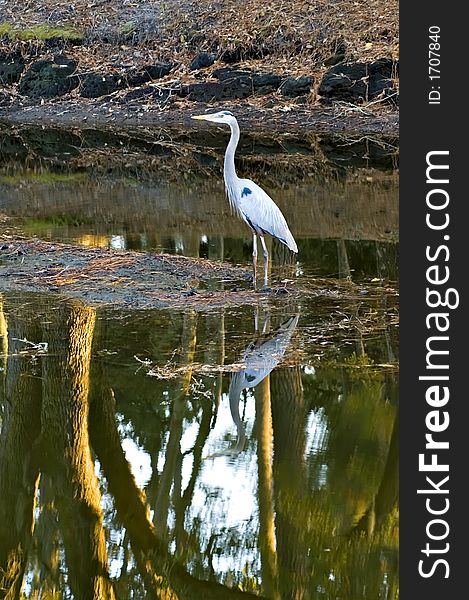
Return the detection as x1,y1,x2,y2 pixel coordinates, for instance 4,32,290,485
260,236,269,288
252,234,258,288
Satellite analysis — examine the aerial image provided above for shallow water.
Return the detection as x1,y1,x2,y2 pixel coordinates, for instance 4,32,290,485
0,125,399,599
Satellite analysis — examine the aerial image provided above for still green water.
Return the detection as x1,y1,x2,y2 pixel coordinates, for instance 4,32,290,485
0,125,398,599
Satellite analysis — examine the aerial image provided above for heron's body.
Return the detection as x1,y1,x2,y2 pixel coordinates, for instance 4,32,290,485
208,314,299,457
192,111,298,287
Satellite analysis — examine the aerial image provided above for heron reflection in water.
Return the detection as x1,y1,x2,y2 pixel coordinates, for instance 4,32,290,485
207,313,299,458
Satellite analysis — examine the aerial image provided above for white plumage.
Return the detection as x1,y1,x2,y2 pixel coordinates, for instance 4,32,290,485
207,314,299,457
235,178,298,253
192,110,298,287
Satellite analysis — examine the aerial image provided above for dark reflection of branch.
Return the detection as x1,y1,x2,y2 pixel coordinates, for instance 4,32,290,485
209,314,299,458
174,399,213,561
203,311,225,420
89,386,163,599
0,307,42,599
153,310,197,540
89,380,267,599
41,301,116,600
375,240,398,364
272,237,297,283
336,239,351,280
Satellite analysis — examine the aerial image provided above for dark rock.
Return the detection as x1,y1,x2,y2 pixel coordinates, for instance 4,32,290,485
279,76,313,97
123,87,157,102
145,63,173,79
210,67,282,96
125,72,149,87
190,52,216,71
182,81,252,102
212,68,249,81
318,58,397,104
0,51,25,85
123,86,172,105
253,75,283,90
368,58,398,97
44,35,83,48
213,68,282,90
318,63,367,102
184,67,286,101
126,62,173,85
18,55,79,98
80,73,124,98
219,44,270,63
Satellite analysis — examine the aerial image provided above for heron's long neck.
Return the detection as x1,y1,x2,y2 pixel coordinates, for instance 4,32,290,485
228,372,246,453
224,121,240,186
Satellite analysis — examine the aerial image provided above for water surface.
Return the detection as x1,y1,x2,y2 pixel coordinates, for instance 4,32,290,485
0,125,399,599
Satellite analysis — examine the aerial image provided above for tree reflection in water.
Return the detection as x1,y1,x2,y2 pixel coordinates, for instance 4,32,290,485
0,294,398,599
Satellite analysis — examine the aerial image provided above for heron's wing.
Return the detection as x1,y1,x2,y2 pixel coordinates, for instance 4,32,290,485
235,314,299,390
237,179,298,253
242,315,299,381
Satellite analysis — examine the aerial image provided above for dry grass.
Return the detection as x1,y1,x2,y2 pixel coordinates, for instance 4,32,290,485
0,234,398,313
1,0,398,80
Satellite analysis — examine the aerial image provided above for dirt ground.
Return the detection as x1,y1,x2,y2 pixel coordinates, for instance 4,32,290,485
0,234,396,311
0,0,399,135
0,97,398,136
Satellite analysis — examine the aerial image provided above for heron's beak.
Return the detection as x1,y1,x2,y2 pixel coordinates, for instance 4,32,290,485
191,115,209,120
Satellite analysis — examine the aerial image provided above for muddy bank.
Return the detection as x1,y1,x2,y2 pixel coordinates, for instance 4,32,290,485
0,99,398,136
0,235,248,309
0,235,396,310
1,0,398,135
0,235,285,309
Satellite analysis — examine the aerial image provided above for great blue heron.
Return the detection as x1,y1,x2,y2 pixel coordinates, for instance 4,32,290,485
192,111,298,288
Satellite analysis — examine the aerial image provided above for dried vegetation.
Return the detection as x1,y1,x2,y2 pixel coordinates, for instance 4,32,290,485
1,0,398,113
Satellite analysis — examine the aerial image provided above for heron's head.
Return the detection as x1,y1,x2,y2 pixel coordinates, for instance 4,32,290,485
192,110,236,125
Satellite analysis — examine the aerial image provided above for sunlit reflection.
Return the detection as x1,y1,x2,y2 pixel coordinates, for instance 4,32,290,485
121,437,152,488
110,234,126,250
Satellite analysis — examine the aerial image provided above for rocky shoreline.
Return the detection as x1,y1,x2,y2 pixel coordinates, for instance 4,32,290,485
1,44,398,104
0,56,399,135
1,0,399,136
